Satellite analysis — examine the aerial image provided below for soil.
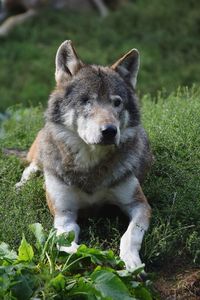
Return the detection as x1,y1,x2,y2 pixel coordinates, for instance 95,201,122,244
154,268,200,299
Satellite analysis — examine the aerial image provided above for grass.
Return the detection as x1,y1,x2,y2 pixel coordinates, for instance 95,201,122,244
0,87,199,273
142,86,200,267
0,0,200,110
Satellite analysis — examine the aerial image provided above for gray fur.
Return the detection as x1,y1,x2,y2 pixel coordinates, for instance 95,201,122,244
17,41,153,270
32,41,152,193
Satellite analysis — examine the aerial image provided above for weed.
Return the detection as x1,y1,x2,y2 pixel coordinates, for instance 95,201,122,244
0,223,157,299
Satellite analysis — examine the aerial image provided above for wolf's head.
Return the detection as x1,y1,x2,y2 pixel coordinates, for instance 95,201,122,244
47,40,140,146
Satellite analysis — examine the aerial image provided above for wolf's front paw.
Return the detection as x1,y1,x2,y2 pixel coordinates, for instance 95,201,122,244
58,241,79,254
15,181,24,190
120,250,142,271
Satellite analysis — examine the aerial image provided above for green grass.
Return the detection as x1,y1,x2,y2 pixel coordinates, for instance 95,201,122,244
0,87,199,272
0,0,200,110
142,86,200,267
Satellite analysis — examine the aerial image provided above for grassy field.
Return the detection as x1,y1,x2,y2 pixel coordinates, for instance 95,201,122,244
0,0,200,298
1,87,199,267
1,86,200,297
0,0,200,111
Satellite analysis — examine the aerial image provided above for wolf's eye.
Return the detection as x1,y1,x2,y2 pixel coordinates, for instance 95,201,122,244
113,98,122,107
81,95,90,104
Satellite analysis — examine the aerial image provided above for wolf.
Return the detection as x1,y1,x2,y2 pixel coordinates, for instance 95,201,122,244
0,0,108,37
16,40,152,270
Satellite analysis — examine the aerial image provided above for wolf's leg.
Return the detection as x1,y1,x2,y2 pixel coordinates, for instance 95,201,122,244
0,0,8,23
0,11,8,23
15,162,39,189
0,9,36,36
91,0,109,17
45,171,80,254
114,178,151,270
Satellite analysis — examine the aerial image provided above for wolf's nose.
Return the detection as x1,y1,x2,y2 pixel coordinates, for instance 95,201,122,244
101,124,117,139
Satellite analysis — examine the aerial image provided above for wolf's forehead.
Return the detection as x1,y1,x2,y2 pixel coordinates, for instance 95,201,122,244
72,66,127,96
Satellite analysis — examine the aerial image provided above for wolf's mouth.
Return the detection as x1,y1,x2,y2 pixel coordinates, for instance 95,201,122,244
99,138,117,146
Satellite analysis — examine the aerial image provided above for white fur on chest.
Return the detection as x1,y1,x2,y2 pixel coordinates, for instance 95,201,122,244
74,143,113,170
54,125,113,170
45,171,138,211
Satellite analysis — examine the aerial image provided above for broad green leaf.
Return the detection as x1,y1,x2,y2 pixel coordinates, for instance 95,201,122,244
130,265,145,276
56,231,75,247
0,242,18,260
117,269,132,278
91,270,136,300
69,277,102,299
11,275,33,300
18,236,34,262
135,287,153,300
77,245,117,266
29,223,46,248
0,273,10,293
50,273,66,291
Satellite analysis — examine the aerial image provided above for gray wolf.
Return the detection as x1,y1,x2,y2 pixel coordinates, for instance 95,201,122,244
0,0,108,36
16,40,152,271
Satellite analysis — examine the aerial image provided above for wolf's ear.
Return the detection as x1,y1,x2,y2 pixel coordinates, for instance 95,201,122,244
55,40,84,85
111,49,140,89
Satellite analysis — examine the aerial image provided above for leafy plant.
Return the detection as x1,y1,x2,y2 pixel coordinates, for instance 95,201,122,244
0,223,157,299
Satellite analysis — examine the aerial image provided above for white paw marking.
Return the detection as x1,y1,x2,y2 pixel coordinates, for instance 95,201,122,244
15,181,24,190
58,241,79,254
0,27,8,37
120,250,142,271
15,162,39,190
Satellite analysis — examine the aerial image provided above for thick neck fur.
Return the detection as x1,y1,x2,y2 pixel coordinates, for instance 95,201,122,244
42,121,147,194
46,121,116,170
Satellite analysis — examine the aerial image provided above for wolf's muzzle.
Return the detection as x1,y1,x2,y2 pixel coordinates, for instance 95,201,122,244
100,124,117,144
